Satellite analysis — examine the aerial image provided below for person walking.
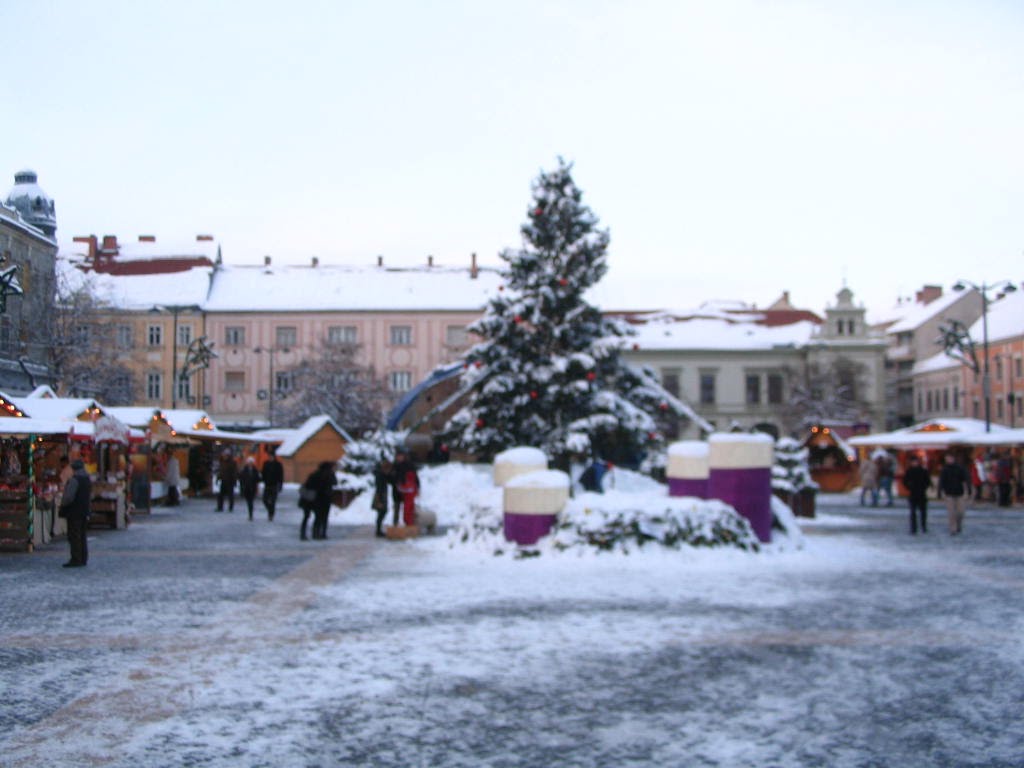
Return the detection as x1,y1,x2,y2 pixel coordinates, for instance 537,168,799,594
859,458,879,507
307,462,335,540
903,455,931,535
216,451,238,512
372,459,393,537
938,453,969,535
58,459,92,568
261,448,284,521
238,457,261,521
996,452,1012,507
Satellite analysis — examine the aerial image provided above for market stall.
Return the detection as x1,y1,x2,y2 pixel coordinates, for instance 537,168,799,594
803,425,859,492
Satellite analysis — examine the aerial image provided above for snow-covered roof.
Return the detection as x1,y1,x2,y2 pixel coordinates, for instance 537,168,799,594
12,395,102,421
912,350,960,376
849,418,1010,448
882,290,971,334
106,239,219,263
968,288,1024,344
203,263,502,312
104,407,163,428
249,415,350,457
58,258,213,311
629,313,817,351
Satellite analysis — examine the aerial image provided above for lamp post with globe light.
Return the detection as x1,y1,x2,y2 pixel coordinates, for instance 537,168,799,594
952,280,1019,432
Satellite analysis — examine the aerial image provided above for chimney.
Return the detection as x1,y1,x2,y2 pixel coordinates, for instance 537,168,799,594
377,255,383,267
264,255,271,266
73,235,98,261
311,256,319,268
470,252,478,279
138,235,155,242
428,255,434,268
915,285,942,305
100,235,119,254
196,234,214,241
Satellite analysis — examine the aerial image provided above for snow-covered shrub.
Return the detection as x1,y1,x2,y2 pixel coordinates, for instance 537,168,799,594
771,437,818,494
336,429,408,492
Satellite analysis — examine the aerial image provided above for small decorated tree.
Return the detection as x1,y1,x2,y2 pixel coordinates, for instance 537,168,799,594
772,437,818,517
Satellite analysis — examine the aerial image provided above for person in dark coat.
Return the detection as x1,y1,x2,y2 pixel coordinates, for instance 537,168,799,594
938,453,969,535
216,451,238,512
902,454,931,535
300,462,337,540
372,459,393,537
59,459,92,568
261,448,284,521
238,457,261,520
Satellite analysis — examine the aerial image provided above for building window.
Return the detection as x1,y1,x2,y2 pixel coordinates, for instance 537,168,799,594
390,325,412,346
276,326,297,348
661,368,681,398
917,392,923,414
275,370,295,393
836,320,844,336
1016,358,1023,379
1017,395,1022,418
996,356,1003,380
847,320,856,335
178,324,193,347
926,391,932,412
225,371,246,392
116,324,133,349
176,375,192,403
0,319,11,353
953,388,959,411
699,373,716,405
389,371,413,392
146,372,162,400
767,374,784,404
445,325,468,347
745,374,761,405
148,324,163,347
973,399,980,418
225,326,245,346
327,325,358,345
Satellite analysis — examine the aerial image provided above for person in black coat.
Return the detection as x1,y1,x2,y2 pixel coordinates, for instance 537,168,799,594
902,454,931,535
372,459,393,537
300,462,337,540
938,453,969,535
238,458,261,520
59,459,92,568
261,448,284,521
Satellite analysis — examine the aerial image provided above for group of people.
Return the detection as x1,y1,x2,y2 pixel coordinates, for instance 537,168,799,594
371,449,420,537
902,453,970,536
970,452,1018,507
859,452,895,507
215,449,285,521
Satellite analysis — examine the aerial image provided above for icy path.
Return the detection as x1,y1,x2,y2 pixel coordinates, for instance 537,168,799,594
3,496,1024,767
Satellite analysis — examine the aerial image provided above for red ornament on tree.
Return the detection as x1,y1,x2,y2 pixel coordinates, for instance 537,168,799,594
534,207,543,216
514,315,522,324
558,278,568,287
476,418,485,428
474,360,483,368
586,371,596,381
659,402,669,411
648,431,658,441
530,390,538,399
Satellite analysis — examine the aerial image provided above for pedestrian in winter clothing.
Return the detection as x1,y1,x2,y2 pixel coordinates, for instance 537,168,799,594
216,452,238,512
859,459,879,507
164,453,181,506
996,453,1012,507
939,453,969,535
971,457,984,501
372,459,393,537
239,458,261,520
300,462,336,540
389,450,419,527
902,455,931,534
875,454,894,506
59,459,92,567
260,449,284,521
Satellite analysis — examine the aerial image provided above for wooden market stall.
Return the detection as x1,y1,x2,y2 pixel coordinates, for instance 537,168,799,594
803,425,859,492
249,415,350,484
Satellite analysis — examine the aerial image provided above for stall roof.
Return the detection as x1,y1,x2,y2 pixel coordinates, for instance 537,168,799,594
248,415,349,457
848,418,1013,449
11,395,103,421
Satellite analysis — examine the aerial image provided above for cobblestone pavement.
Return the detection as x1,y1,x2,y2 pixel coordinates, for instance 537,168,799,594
2,491,1024,767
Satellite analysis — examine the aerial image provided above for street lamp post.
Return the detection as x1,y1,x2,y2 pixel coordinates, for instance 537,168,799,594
254,346,288,427
952,280,1018,432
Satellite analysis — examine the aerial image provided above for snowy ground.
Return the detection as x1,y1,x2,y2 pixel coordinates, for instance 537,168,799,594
2,472,1024,767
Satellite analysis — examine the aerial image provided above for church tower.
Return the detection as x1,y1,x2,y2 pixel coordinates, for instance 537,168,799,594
821,284,867,339
5,169,57,238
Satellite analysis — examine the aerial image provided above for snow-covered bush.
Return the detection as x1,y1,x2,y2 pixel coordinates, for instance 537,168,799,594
336,429,408,492
772,437,818,494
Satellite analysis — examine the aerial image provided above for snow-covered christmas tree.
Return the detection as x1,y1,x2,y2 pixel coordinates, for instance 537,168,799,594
445,159,704,470
772,437,819,517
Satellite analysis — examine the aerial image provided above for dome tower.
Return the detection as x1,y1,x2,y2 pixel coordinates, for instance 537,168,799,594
5,169,57,238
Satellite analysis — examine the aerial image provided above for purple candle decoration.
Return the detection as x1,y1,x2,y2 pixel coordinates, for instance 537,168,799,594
707,433,774,542
503,469,570,546
666,440,709,499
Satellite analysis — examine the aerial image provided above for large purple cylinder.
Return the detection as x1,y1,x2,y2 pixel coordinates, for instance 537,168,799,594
707,434,774,542
503,513,558,546
502,469,570,546
668,477,708,498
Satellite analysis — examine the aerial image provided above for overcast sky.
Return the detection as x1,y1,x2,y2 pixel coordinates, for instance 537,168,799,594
4,0,1022,315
